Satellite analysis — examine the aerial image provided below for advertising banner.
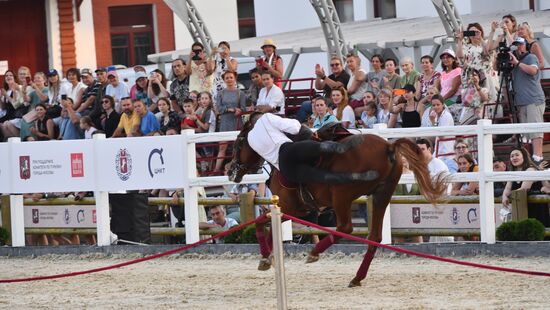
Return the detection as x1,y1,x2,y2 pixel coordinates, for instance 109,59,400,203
390,203,480,229
96,135,186,191
0,143,9,194
11,140,95,193
24,205,96,228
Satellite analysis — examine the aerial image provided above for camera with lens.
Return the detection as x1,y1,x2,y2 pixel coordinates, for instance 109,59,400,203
496,41,517,74
191,49,202,61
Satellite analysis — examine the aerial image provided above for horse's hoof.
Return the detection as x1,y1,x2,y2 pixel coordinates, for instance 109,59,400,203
305,254,319,264
258,257,272,271
348,279,362,288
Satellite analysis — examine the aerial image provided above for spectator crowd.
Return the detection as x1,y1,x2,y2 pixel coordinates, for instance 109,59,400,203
1,14,549,245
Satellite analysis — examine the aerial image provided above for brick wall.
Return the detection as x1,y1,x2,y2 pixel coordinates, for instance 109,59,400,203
58,0,77,73
92,0,175,67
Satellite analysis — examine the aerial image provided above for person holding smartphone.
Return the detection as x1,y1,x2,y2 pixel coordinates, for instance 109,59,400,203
185,42,215,93
455,23,497,106
212,41,238,101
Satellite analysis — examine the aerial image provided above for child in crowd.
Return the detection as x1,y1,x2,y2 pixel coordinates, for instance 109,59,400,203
80,116,97,139
195,91,216,133
180,98,199,130
359,101,378,129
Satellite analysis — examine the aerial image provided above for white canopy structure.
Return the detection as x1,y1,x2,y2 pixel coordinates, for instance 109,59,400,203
149,7,550,78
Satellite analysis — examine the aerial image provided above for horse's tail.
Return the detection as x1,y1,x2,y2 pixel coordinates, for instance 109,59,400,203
390,138,447,204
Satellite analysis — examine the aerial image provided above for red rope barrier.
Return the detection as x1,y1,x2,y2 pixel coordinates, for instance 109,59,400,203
283,214,550,277
0,215,266,283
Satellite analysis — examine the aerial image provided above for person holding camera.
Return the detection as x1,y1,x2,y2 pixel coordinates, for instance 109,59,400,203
185,42,215,94
389,84,422,129
212,41,238,101
488,14,518,50
509,37,546,165
455,23,497,105
58,97,83,140
459,69,489,125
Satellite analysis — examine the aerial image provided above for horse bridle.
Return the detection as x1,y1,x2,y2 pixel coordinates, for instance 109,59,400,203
232,135,264,174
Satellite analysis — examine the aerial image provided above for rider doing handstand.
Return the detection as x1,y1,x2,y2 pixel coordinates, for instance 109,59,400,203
247,113,378,184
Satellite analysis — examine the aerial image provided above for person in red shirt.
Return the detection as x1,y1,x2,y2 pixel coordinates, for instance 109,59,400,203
180,98,200,131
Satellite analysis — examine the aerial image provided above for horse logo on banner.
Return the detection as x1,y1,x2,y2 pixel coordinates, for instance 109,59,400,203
115,148,132,181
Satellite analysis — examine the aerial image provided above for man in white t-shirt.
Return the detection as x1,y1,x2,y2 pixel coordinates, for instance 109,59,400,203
105,71,130,111
199,205,238,243
416,138,449,176
416,138,453,242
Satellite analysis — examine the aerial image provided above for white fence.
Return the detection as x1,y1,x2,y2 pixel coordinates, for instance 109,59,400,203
1,119,550,246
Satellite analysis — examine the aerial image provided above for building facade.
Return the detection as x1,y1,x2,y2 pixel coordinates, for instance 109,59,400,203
0,0,177,77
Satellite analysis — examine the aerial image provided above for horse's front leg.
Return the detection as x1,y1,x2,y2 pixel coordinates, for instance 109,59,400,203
349,191,390,287
307,200,353,264
255,217,273,270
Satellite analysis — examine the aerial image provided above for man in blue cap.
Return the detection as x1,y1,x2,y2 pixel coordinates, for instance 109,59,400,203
509,37,546,165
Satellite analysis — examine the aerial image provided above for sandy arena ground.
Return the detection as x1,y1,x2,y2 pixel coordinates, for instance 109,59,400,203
0,253,549,309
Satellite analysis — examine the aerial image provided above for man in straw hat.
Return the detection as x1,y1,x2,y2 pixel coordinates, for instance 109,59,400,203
257,39,284,86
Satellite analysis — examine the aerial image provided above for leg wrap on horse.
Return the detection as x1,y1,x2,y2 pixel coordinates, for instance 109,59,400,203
354,246,378,282
256,224,272,258
312,234,341,254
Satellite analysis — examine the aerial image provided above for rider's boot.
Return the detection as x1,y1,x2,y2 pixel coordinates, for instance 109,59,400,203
319,136,362,154
322,170,379,184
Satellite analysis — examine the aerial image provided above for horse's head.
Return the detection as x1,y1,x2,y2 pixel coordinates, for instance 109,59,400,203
228,112,264,183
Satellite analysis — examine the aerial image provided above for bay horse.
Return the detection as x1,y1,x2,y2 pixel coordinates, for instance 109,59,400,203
228,113,447,287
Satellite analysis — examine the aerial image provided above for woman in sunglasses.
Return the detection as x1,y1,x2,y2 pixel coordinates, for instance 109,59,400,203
100,95,120,138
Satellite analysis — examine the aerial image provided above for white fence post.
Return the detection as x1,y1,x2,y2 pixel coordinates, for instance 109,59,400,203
271,205,288,310
9,194,24,247
93,133,111,246
182,129,200,244
7,137,24,247
372,123,392,244
477,119,496,244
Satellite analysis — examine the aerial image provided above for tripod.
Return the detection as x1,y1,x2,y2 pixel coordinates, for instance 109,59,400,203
493,70,517,124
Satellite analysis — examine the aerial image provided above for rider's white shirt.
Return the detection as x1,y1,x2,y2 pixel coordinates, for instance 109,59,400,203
247,113,301,170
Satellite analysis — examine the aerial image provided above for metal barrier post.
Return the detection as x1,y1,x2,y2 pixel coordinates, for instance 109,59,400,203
373,123,392,244
93,134,111,246
182,129,200,244
270,196,288,310
477,119,496,243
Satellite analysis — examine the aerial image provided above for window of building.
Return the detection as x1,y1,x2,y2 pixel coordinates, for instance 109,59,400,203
237,0,256,39
374,0,396,19
109,5,154,67
334,0,354,22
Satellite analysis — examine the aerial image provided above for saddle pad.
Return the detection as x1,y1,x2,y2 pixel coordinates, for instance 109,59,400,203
316,122,354,141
